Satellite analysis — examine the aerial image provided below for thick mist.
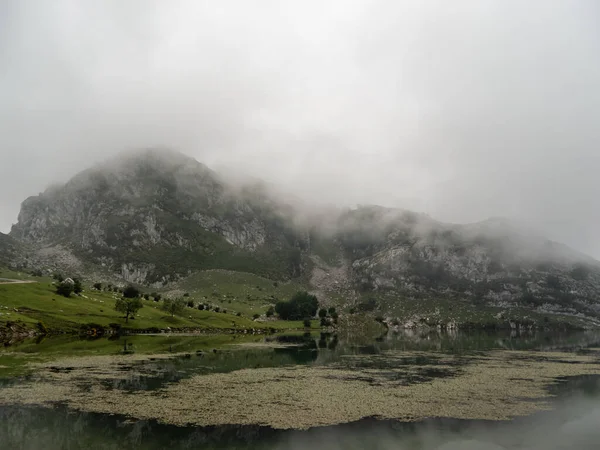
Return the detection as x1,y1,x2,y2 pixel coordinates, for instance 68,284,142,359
1,1,599,256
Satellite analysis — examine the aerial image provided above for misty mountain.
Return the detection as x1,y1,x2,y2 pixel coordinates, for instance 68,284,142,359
7,149,600,324
10,149,307,285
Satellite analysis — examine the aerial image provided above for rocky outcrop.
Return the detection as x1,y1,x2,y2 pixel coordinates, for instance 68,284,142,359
10,149,307,283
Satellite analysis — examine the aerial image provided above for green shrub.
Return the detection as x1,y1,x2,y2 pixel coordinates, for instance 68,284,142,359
275,291,319,320
123,285,140,298
303,318,312,328
73,278,83,294
56,281,74,298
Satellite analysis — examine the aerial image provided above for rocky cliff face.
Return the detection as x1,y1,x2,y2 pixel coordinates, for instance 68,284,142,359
328,206,600,323
7,149,600,323
10,149,307,285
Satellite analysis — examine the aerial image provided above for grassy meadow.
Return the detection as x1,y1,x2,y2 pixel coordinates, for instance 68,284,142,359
0,269,320,334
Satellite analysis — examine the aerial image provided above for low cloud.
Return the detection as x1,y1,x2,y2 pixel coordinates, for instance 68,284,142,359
1,1,599,256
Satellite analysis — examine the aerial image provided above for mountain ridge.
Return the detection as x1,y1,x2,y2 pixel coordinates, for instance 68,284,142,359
6,149,600,326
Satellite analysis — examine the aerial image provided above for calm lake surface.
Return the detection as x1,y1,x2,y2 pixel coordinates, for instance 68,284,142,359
1,330,600,449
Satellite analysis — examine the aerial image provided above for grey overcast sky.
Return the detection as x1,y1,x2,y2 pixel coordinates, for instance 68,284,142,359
1,1,600,255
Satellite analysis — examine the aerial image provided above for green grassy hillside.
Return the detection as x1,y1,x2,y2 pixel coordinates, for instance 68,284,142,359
0,275,318,334
176,270,308,317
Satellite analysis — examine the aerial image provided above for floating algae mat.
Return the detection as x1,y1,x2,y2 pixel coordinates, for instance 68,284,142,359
2,346,600,430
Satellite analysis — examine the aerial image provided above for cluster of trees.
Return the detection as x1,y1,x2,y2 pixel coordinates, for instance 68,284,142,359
274,291,319,321
53,274,83,298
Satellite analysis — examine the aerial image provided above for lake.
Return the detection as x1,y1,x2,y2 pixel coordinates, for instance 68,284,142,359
1,329,600,449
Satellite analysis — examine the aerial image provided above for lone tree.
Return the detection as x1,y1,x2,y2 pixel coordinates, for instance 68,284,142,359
123,285,141,299
115,297,144,323
161,298,185,317
275,291,319,320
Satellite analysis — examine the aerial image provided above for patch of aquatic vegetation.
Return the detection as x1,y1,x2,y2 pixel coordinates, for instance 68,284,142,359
2,348,600,430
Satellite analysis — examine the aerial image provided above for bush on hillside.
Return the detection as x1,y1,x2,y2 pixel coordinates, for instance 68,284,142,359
56,280,74,298
73,278,83,294
123,285,141,298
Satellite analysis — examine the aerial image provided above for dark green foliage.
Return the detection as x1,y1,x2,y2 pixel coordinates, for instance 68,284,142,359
330,311,339,320
275,291,319,320
375,315,385,324
320,317,329,327
161,298,185,317
186,299,194,308
53,273,64,283
183,292,190,297
253,313,260,319
328,307,336,315
214,306,220,313
349,307,356,314
31,269,43,277
55,281,74,298
123,285,140,298
114,297,144,323
143,294,150,300
266,306,275,317
303,318,312,328
197,304,204,310
318,308,328,318
73,278,83,294
236,312,242,316
93,282,102,290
